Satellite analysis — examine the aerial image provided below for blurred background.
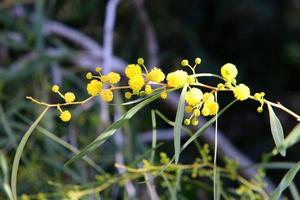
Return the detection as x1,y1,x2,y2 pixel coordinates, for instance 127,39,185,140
0,0,300,199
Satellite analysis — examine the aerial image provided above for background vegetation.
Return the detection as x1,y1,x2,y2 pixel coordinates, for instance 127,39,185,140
0,0,300,199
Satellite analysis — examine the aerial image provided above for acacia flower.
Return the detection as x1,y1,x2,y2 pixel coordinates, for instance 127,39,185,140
87,80,103,96
107,72,121,84
100,89,113,102
64,92,76,103
185,87,203,106
60,110,72,122
125,64,142,78
146,67,165,83
145,84,153,95
166,70,188,88
128,75,145,94
233,84,250,101
221,63,238,82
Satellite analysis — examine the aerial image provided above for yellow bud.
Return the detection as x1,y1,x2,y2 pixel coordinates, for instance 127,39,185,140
194,109,201,117
52,85,59,93
137,58,144,65
181,59,189,66
257,107,263,113
192,118,199,126
160,91,168,99
145,84,153,95
185,106,193,113
233,84,250,101
184,119,190,125
64,92,76,103
86,72,93,79
195,57,201,64
125,92,132,99
95,66,102,72
60,111,71,122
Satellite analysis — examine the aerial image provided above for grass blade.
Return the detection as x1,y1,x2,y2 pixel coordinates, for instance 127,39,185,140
267,103,286,156
10,107,49,200
65,89,176,166
150,110,157,163
174,85,187,163
270,161,300,200
289,182,300,200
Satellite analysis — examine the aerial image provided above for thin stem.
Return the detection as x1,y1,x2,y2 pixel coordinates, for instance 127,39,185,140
213,92,218,200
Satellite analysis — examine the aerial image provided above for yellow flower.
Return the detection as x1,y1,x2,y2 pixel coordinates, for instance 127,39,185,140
52,85,60,93
145,84,153,95
100,75,108,82
64,92,76,103
107,72,121,84
125,64,142,78
166,70,188,88
185,88,203,106
160,91,168,99
202,106,210,116
221,63,238,82
205,101,219,115
184,119,190,125
192,118,199,126
194,109,201,117
60,111,71,122
146,67,165,83
202,92,214,103
100,89,113,102
185,106,193,113
128,75,145,94
233,84,250,101
87,80,103,96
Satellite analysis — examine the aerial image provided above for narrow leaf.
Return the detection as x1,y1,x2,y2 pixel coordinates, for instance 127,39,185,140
270,161,300,200
289,182,300,200
267,103,286,156
174,85,187,163
65,89,176,166
11,107,48,200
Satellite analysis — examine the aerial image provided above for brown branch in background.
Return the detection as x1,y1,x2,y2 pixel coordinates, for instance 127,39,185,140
132,0,159,67
102,0,137,198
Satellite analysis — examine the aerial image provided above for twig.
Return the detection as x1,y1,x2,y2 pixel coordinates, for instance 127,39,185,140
132,0,159,67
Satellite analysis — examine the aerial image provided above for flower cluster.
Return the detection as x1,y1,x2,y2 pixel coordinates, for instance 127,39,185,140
27,56,274,124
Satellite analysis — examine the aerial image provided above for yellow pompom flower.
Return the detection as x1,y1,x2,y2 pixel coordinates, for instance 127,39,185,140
202,92,214,103
128,75,145,94
233,84,250,101
205,101,219,115
125,64,142,78
185,106,193,113
221,63,238,82
107,72,121,84
166,70,188,88
52,85,60,93
64,92,76,103
146,67,165,83
185,88,203,106
100,89,113,102
202,106,210,116
87,80,103,96
60,110,71,122
145,84,153,95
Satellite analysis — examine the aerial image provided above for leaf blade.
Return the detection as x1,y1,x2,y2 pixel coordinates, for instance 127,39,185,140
267,103,286,156
174,85,187,163
10,107,48,200
270,162,300,200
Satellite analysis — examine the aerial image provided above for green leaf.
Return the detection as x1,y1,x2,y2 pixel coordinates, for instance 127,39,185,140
65,89,176,166
272,123,300,155
270,161,300,200
11,107,48,200
289,182,300,200
267,103,286,156
174,85,187,163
